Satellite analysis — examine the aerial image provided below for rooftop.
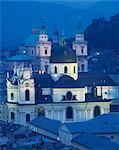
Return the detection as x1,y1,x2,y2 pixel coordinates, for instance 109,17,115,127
72,134,119,150
30,116,61,135
62,113,119,134
6,53,33,61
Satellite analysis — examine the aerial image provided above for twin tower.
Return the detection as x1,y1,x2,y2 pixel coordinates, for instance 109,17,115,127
19,19,88,75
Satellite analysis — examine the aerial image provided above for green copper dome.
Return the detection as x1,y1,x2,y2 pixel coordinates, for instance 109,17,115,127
25,34,39,46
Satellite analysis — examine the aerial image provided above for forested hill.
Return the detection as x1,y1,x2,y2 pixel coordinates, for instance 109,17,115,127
85,13,119,54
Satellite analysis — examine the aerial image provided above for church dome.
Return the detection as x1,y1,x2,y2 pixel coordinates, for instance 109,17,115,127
50,45,77,63
25,34,39,46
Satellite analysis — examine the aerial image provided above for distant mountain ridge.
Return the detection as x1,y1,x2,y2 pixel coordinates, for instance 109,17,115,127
1,0,119,49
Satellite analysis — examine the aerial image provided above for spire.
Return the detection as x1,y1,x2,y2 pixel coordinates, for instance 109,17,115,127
60,31,66,46
40,17,47,34
77,17,82,34
52,27,59,44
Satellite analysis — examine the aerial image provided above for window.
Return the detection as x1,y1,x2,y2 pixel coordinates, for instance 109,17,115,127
45,49,47,55
92,87,97,97
11,112,15,120
94,106,101,117
25,89,30,101
81,64,84,71
66,107,73,119
54,66,57,74
26,114,30,122
66,91,73,100
11,93,14,100
74,66,76,73
45,65,48,73
81,48,84,53
38,107,45,117
64,66,68,73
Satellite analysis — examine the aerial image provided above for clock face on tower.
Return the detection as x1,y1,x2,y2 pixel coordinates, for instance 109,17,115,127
23,70,30,79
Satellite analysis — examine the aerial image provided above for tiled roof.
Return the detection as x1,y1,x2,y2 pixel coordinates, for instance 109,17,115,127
53,75,84,88
72,134,119,150
78,72,118,86
30,116,61,135
6,54,33,61
33,73,53,88
63,114,119,134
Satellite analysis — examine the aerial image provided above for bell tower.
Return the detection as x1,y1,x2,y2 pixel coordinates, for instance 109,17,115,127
36,17,51,73
72,19,88,72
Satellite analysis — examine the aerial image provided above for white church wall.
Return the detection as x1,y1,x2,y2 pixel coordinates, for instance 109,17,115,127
97,86,119,100
42,88,51,95
39,102,111,123
52,88,86,102
50,63,78,80
19,79,35,104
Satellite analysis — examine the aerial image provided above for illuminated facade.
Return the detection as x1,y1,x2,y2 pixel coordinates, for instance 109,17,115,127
6,21,119,126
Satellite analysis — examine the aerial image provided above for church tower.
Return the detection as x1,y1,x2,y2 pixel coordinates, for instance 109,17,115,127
72,20,88,72
6,63,36,126
36,18,51,73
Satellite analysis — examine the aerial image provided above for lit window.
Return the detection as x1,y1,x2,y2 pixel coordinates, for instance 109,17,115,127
25,89,30,101
66,107,73,119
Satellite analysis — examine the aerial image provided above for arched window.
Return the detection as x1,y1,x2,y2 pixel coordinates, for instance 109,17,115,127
11,112,15,120
25,89,30,101
11,93,14,100
81,48,84,53
38,107,45,117
26,114,30,122
66,91,73,100
64,66,68,73
66,107,73,119
54,66,57,74
74,66,76,73
81,64,85,71
94,106,101,117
